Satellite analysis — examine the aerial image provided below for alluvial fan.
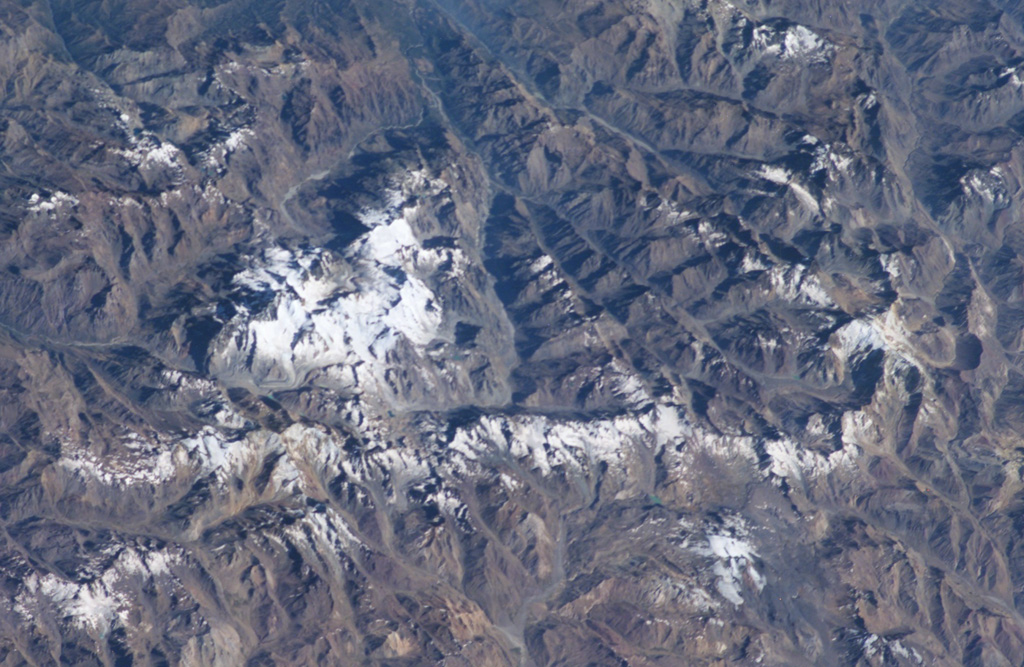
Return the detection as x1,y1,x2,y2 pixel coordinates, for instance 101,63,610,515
2,0,1024,664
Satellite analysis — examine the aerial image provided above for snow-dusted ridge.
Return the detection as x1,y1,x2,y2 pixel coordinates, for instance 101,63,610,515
446,404,685,476
15,545,182,637
58,424,300,496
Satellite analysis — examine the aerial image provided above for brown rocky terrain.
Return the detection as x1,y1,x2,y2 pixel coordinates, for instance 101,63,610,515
3,0,1024,664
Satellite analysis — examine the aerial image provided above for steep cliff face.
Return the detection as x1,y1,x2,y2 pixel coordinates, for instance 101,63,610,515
3,0,1024,665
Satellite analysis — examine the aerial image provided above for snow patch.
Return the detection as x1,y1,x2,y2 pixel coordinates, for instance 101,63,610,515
114,136,182,170
764,435,858,483
961,168,1008,206
752,23,832,62
759,165,790,184
741,252,769,273
767,265,833,307
861,632,924,664
757,165,820,212
225,128,254,153
288,506,365,557
686,517,764,606
27,191,78,214
783,25,827,60
788,180,820,213
1003,66,1024,89
834,319,883,356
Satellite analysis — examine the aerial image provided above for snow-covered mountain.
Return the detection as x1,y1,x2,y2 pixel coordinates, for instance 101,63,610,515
1,0,1023,664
